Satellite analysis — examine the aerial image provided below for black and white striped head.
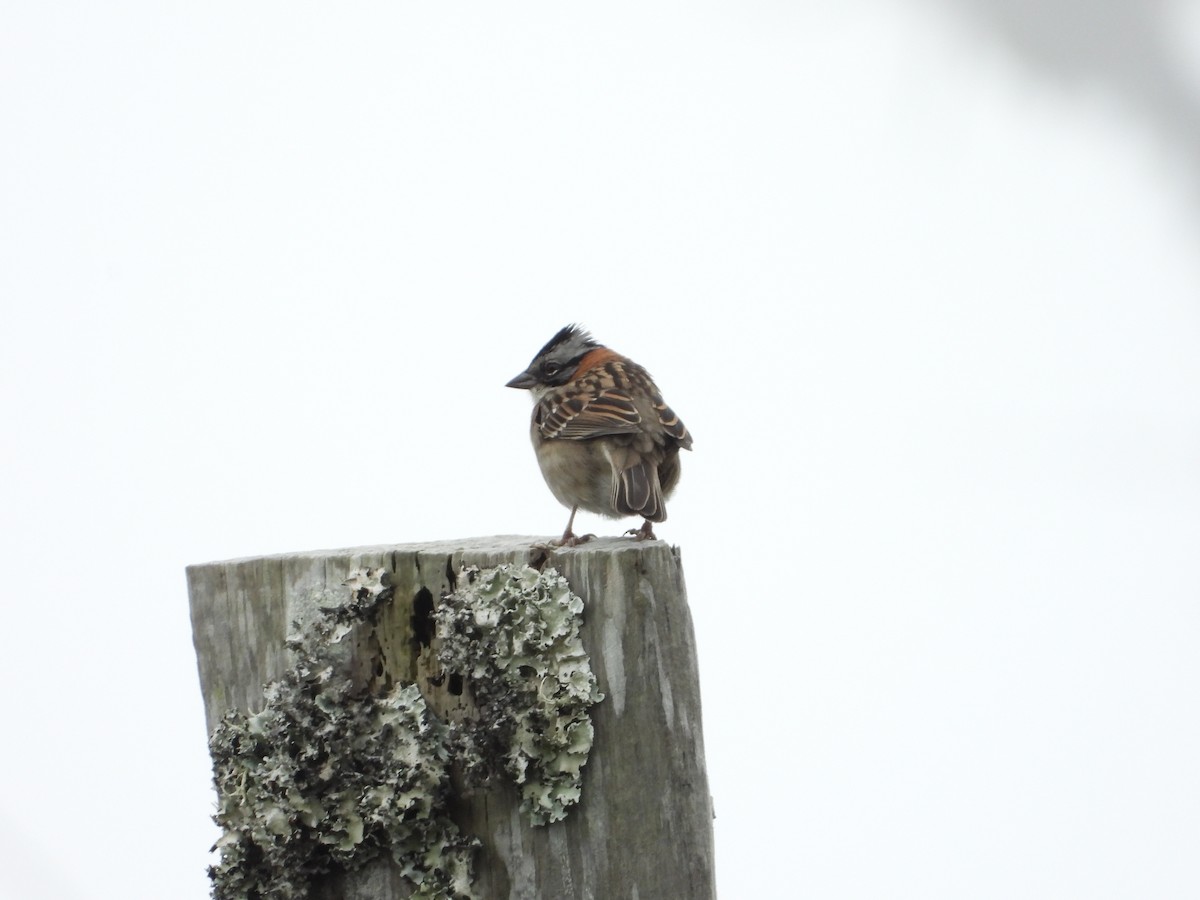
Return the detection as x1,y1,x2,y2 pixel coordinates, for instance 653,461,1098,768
506,325,601,392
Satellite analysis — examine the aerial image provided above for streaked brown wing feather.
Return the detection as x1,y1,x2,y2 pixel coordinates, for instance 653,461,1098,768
648,381,692,449
538,389,643,440
655,399,691,448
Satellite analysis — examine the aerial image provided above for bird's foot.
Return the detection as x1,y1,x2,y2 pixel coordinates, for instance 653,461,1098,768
552,531,595,548
625,520,657,541
544,507,595,548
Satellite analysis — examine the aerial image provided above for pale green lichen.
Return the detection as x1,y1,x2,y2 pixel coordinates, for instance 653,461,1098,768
207,562,602,898
435,564,605,826
208,568,477,900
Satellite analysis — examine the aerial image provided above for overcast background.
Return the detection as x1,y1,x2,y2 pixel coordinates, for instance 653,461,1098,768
3,2,1199,898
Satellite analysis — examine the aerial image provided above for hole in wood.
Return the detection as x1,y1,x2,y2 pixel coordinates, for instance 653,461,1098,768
411,588,435,650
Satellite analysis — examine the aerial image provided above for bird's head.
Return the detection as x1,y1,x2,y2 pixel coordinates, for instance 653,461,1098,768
506,324,601,396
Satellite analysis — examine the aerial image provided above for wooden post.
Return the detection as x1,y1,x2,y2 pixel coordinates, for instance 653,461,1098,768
187,536,715,899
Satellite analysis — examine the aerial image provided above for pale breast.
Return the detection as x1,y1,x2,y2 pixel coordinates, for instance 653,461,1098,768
531,429,620,517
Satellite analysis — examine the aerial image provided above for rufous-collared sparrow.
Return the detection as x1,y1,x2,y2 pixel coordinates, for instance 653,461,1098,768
506,325,692,545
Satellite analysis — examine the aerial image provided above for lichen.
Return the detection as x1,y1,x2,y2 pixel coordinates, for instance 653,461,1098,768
207,568,477,900
207,562,603,898
435,564,605,826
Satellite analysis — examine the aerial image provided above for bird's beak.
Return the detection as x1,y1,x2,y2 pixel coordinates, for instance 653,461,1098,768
506,370,538,390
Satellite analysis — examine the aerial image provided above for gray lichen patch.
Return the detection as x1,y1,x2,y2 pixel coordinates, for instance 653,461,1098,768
208,568,477,900
436,564,605,826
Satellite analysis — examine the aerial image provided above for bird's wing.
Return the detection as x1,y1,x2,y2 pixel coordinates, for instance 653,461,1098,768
538,385,693,450
654,395,692,449
538,388,643,440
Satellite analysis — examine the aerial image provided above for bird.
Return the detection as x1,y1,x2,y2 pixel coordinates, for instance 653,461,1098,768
506,324,692,546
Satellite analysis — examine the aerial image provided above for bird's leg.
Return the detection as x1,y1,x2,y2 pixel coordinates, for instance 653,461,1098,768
553,506,594,547
560,506,579,544
625,519,657,541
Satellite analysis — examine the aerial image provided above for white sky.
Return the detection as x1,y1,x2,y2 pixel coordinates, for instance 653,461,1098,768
2,2,1199,898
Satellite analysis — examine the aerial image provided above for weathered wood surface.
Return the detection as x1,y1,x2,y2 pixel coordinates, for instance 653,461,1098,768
187,536,715,900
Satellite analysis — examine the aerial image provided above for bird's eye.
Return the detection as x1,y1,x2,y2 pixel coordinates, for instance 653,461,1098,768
543,361,561,376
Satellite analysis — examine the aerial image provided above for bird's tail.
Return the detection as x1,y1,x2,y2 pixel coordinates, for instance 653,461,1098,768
614,461,666,522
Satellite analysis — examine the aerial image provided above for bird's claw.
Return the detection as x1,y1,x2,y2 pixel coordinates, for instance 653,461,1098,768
551,532,596,548
625,521,657,541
